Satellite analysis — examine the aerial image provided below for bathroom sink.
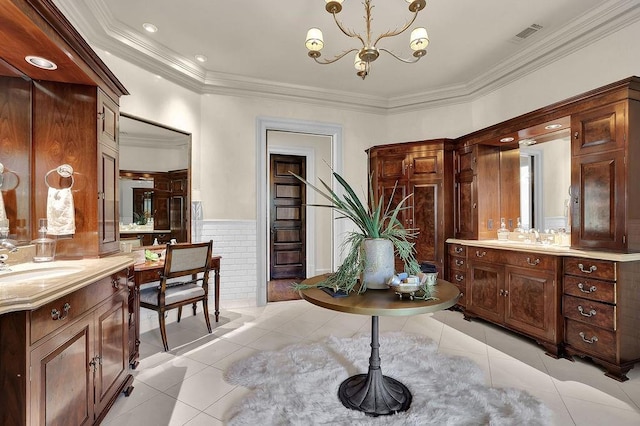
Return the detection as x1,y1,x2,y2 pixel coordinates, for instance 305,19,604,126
0,266,84,283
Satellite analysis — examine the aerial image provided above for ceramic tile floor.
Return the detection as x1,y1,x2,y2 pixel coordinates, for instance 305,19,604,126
103,300,640,425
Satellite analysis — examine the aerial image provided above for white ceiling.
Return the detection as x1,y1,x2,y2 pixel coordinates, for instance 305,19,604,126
55,0,640,112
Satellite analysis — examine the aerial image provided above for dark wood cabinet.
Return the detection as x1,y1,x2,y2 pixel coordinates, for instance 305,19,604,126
454,144,500,240
562,257,640,381
369,140,453,274
447,243,467,308
0,268,133,425
464,245,562,356
570,100,632,252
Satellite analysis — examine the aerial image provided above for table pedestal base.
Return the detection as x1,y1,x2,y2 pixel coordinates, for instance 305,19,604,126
338,371,411,416
338,316,412,416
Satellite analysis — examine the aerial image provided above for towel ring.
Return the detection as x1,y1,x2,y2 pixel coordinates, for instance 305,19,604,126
0,162,19,191
45,164,75,189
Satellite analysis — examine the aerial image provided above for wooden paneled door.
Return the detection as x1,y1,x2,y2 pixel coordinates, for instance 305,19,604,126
269,154,306,283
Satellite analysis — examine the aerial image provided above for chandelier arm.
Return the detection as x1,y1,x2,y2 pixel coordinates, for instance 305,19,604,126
373,9,419,46
331,11,366,47
378,48,421,64
313,48,360,65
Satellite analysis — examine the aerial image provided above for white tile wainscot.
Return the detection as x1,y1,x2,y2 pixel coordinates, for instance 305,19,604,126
193,219,257,308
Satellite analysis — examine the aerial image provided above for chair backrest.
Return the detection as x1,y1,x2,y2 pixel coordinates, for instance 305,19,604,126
162,240,213,280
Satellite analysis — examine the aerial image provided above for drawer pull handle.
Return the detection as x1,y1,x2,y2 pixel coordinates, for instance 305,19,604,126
51,303,71,321
476,251,486,258
577,283,597,294
577,306,597,317
454,247,463,254
455,274,464,282
455,259,464,266
578,263,597,274
526,257,540,266
579,332,598,344
112,277,120,289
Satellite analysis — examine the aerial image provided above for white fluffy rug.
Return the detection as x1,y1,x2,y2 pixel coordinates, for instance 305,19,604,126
224,333,552,425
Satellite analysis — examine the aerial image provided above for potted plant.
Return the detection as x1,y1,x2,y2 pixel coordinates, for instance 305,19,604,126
290,168,421,294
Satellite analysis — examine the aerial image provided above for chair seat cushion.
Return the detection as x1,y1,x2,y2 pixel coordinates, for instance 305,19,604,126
140,283,205,306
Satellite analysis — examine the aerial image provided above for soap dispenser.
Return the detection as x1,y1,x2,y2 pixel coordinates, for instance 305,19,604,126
32,218,56,262
497,218,510,241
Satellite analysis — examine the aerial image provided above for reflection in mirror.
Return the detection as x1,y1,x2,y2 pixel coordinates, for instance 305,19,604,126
0,63,32,245
119,114,191,243
519,136,571,231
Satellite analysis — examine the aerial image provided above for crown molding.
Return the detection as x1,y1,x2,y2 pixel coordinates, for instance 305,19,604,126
56,0,640,114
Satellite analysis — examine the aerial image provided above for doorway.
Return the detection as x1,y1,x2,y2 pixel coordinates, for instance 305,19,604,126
268,154,306,301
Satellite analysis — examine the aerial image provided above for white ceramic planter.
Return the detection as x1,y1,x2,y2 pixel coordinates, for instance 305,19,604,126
360,238,395,290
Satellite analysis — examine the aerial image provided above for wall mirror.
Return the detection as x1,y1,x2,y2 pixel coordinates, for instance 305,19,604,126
0,60,32,245
504,116,572,232
119,114,191,244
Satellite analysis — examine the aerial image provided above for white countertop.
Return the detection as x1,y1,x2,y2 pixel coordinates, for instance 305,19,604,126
446,238,640,262
0,255,135,315
119,229,171,234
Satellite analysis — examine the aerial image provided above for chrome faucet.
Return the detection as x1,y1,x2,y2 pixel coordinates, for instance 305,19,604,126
0,240,18,253
529,229,541,243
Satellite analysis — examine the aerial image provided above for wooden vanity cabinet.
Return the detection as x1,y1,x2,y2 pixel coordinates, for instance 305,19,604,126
465,246,563,356
368,140,453,274
562,257,640,381
0,268,134,425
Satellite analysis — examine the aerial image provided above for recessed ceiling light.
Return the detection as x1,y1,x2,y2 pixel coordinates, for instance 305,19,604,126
499,137,514,143
519,138,537,146
544,123,563,130
142,23,158,33
25,56,57,70
195,55,208,63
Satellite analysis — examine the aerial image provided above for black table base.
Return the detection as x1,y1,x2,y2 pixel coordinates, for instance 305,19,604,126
337,316,412,416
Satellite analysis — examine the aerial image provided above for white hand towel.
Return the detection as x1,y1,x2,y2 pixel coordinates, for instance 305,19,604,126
0,190,6,222
47,187,75,235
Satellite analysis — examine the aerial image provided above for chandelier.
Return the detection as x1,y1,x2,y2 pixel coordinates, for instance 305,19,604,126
305,0,429,80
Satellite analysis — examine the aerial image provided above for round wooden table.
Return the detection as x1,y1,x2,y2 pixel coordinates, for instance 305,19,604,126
300,275,460,417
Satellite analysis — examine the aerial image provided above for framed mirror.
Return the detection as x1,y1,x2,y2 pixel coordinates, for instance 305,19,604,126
0,59,32,244
119,114,191,244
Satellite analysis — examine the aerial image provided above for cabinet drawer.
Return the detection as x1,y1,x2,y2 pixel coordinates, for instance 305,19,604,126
135,268,163,285
448,256,466,271
30,273,123,345
565,319,616,362
448,244,467,256
450,271,466,285
563,275,615,304
563,295,615,330
504,252,557,271
564,257,616,281
468,247,501,263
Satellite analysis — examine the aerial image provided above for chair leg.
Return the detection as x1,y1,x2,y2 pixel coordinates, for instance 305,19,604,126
177,306,182,323
202,299,212,333
192,302,197,316
158,310,169,351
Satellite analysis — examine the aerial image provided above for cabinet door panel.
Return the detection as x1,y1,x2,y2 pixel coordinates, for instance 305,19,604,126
468,261,503,323
99,145,119,253
378,154,407,181
571,150,625,250
94,290,129,416
409,150,441,178
30,318,93,426
571,102,625,156
504,266,557,341
455,172,476,239
412,182,439,267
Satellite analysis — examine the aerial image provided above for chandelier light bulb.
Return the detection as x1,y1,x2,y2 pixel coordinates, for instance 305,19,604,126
410,27,429,51
354,52,366,72
306,28,324,52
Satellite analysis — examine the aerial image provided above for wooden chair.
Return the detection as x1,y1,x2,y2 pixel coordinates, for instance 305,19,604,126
139,240,213,351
